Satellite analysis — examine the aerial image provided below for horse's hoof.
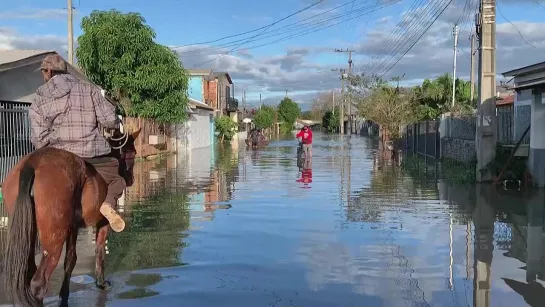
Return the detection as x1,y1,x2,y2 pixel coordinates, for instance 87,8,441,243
96,280,112,291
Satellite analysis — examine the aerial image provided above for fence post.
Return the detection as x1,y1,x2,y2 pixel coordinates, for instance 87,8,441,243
435,119,438,159
424,121,428,157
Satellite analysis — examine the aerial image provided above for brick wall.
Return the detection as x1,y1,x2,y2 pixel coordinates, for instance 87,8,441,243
205,80,218,110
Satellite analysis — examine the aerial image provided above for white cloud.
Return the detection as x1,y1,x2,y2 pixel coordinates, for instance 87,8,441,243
2,3,544,108
0,27,66,53
0,8,70,20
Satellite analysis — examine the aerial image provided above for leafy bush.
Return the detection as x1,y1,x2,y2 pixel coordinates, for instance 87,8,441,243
215,116,237,142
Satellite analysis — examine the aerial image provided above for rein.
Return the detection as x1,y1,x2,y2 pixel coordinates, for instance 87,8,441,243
109,132,128,149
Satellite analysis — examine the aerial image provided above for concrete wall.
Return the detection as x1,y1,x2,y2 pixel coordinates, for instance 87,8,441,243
188,76,204,102
435,115,476,163
441,138,476,163
529,88,545,186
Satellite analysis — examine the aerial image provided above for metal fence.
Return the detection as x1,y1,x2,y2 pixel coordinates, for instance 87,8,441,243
403,119,440,159
497,105,514,144
0,101,33,232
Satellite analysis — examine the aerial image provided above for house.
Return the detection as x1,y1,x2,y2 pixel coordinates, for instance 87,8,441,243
502,61,545,187
187,69,239,116
0,50,96,103
188,69,214,107
212,72,238,116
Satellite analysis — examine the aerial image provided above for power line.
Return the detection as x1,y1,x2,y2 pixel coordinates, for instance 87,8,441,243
368,0,452,76
177,0,359,48
358,0,427,73
177,0,401,57
378,0,454,78
532,0,545,10
366,0,447,75
496,1,545,55
373,0,451,77
192,0,326,66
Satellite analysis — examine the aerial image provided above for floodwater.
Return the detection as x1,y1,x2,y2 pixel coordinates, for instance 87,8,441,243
1,133,545,307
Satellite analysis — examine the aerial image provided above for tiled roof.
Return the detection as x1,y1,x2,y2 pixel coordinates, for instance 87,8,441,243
497,95,514,106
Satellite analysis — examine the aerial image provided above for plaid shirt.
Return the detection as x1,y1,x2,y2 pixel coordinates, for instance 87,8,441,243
29,74,118,158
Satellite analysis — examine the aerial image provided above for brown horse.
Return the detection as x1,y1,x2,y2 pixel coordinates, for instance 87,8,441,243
1,128,140,307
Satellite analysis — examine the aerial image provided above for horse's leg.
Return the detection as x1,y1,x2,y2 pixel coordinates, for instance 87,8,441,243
95,221,110,290
58,227,78,307
30,235,66,305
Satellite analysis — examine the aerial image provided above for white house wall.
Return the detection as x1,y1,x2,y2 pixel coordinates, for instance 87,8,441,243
175,108,213,153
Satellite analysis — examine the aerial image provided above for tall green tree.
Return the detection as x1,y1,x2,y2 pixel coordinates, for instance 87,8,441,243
277,97,301,133
411,73,473,120
253,105,276,129
76,9,189,123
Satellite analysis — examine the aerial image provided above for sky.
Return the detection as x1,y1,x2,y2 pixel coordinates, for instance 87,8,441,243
1,0,544,110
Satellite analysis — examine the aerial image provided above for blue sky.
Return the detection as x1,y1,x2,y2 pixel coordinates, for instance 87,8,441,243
1,0,544,108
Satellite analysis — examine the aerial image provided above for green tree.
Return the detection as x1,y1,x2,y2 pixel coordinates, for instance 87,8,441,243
215,115,237,142
277,97,301,133
76,9,189,123
253,106,276,129
353,75,417,142
411,73,474,120
322,107,339,133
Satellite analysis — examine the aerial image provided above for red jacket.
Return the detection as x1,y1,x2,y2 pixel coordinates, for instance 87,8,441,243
296,129,313,144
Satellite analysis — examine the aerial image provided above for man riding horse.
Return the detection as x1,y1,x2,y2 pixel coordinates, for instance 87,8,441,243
29,54,126,233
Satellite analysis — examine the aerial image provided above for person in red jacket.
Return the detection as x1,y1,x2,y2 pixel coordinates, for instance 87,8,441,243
296,125,313,159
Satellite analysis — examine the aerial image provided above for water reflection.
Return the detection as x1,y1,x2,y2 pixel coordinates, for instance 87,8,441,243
2,135,545,306
296,159,312,187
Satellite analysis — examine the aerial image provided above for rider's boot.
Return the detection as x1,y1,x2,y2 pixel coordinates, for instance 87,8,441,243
100,203,126,232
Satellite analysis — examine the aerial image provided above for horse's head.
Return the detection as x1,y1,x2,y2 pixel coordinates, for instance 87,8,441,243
107,128,141,187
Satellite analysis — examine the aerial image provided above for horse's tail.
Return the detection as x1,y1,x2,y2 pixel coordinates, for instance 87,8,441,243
4,163,39,306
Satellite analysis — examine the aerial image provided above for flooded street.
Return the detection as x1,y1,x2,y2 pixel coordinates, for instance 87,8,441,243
2,133,545,306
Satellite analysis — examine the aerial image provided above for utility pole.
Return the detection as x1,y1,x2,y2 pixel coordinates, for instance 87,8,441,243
332,90,335,115
332,68,347,134
452,25,459,107
470,34,476,103
475,0,497,182
67,0,74,65
335,48,355,134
